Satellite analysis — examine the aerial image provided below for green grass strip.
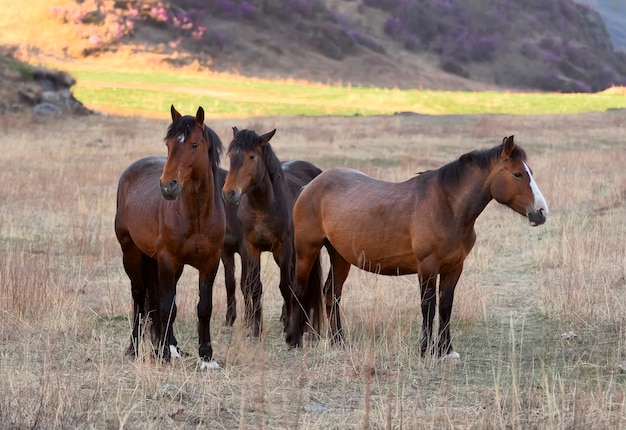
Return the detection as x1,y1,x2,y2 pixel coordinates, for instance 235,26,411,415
69,69,626,118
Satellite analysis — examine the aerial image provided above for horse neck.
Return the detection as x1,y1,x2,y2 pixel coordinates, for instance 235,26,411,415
182,165,219,216
440,165,493,227
246,162,285,210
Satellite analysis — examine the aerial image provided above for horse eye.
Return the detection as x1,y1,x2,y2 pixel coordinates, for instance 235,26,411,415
513,172,523,179
191,143,198,149
249,155,255,160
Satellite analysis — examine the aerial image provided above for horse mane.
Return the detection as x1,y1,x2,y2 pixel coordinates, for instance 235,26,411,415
437,143,527,186
228,129,284,181
165,115,224,198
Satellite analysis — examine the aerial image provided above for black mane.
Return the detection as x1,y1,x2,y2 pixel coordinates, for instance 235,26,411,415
228,129,284,181
437,143,527,186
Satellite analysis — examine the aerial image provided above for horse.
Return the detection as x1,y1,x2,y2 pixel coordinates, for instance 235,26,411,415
114,105,225,370
286,136,549,359
216,167,247,327
222,127,324,338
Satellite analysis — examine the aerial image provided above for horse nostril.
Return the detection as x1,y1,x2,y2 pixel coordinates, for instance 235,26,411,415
160,179,177,189
160,179,181,200
538,208,548,221
222,189,239,205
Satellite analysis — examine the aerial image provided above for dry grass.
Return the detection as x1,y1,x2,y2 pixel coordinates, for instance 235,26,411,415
0,110,624,429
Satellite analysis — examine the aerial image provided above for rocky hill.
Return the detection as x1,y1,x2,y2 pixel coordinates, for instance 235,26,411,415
1,0,626,103
576,0,626,51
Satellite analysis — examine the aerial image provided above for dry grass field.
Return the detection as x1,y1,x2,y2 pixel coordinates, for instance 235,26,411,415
0,109,624,429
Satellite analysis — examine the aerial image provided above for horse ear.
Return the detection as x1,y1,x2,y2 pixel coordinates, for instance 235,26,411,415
171,105,182,122
195,107,205,130
500,135,515,159
460,153,473,164
232,127,239,138
259,129,276,147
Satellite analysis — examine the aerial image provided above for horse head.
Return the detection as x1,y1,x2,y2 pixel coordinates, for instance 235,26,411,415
489,136,549,226
160,105,210,200
222,127,276,205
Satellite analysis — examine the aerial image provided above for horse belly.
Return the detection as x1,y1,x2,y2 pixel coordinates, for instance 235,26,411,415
348,247,418,275
326,224,418,275
120,213,160,259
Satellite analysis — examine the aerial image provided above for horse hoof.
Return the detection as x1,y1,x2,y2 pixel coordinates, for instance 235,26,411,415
125,346,138,360
286,333,301,349
200,359,220,371
169,345,181,359
442,351,461,361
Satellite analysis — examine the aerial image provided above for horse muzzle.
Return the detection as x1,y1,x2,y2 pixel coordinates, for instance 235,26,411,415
160,180,182,200
527,208,547,227
222,189,242,206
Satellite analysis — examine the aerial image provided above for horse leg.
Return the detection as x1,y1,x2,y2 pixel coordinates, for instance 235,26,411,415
141,254,160,353
274,243,293,333
120,243,148,358
239,248,248,321
221,247,237,326
419,272,438,358
324,245,351,345
244,250,263,338
437,266,463,358
198,258,220,368
240,247,254,330
166,268,184,358
286,239,323,348
156,256,181,362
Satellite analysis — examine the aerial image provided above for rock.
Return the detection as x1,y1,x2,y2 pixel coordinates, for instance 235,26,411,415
33,102,63,117
1,51,95,117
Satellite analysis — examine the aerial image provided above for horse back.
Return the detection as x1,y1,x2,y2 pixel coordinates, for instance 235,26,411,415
281,160,323,201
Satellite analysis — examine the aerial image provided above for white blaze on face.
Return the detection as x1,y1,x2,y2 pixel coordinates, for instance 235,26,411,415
177,133,185,143
524,162,549,217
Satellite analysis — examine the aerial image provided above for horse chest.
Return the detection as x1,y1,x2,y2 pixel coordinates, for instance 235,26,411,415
241,210,286,250
171,232,206,261
162,214,223,264
248,224,281,250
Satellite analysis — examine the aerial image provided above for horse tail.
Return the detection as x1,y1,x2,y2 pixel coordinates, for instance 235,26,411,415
303,254,324,335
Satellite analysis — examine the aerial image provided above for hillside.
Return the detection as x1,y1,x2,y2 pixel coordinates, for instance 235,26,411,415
1,0,626,93
576,0,626,51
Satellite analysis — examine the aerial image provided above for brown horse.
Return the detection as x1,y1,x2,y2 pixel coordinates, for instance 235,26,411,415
115,105,225,370
286,136,549,358
222,127,324,338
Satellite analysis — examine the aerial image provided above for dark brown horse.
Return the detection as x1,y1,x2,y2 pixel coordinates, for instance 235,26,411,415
115,105,225,370
222,128,324,338
286,136,549,359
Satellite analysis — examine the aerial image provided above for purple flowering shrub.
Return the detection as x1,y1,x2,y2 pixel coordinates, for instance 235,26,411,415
48,0,364,60
47,0,235,55
363,0,626,91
